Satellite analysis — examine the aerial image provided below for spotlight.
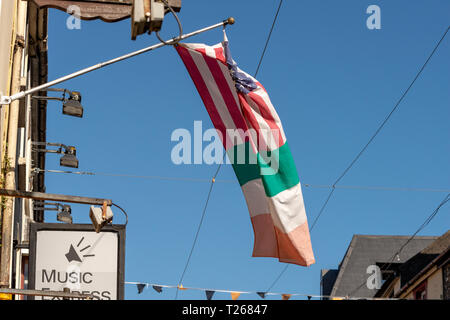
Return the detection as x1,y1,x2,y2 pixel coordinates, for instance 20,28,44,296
131,0,182,40
34,202,73,224
33,142,79,169
60,146,79,169
57,205,73,224
63,91,83,118
32,88,84,118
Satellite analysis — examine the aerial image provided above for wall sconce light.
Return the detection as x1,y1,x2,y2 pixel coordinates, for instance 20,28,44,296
34,202,73,224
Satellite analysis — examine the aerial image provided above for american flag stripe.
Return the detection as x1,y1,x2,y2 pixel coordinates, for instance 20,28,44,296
247,90,286,144
181,45,250,148
238,95,267,149
242,94,281,150
214,47,226,65
190,55,242,145
196,49,249,137
176,45,229,143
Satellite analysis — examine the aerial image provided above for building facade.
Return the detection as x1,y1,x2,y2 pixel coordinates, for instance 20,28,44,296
320,234,439,299
375,231,450,300
1,0,182,300
0,0,48,298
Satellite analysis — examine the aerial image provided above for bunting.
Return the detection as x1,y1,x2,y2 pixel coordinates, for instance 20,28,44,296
136,283,146,294
257,292,266,299
127,282,397,300
231,292,241,300
282,294,292,301
152,285,163,293
178,284,188,291
205,290,215,300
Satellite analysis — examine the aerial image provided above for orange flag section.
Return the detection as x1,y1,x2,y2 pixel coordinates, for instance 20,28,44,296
231,292,241,300
177,284,188,291
282,294,292,300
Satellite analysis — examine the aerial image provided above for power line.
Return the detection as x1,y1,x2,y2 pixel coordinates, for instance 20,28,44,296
38,168,233,183
266,24,450,293
254,0,283,77
348,192,450,297
38,169,450,193
174,160,224,300
393,194,450,255
310,25,450,231
303,184,450,193
266,264,289,292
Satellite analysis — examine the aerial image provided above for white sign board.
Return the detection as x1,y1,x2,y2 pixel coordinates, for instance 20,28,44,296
30,224,125,300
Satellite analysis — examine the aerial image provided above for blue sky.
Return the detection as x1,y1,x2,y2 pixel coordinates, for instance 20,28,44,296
43,0,449,300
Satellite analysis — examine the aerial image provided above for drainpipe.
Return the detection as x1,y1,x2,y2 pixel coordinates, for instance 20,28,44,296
0,0,27,288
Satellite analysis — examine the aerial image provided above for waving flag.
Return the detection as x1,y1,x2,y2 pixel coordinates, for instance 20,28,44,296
175,32,315,266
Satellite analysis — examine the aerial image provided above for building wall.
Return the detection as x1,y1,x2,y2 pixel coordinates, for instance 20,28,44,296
402,268,443,300
393,278,401,294
427,269,443,299
0,0,16,94
0,0,48,296
0,0,17,167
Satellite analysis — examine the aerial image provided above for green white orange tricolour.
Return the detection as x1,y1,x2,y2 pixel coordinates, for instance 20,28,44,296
176,32,315,266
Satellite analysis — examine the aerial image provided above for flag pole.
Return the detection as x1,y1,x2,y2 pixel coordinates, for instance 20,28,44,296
0,17,236,105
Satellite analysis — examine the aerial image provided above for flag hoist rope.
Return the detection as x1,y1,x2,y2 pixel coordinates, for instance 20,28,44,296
0,17,236,105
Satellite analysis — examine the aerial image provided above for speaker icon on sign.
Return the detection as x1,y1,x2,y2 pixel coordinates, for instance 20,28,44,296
65,236,95,263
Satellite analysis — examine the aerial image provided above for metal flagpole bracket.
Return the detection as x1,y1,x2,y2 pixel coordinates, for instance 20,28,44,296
0,17,236,106
224,17,235,25
0,93,12,105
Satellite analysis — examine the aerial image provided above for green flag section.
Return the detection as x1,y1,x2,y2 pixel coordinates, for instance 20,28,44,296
228,141,299,198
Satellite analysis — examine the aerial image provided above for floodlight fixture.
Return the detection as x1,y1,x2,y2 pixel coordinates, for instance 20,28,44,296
32,142,79,168
131,0,183,40
32,88,83,118
59,146,79,168
57,205,73,224
89,203,114,233
34,202,73,224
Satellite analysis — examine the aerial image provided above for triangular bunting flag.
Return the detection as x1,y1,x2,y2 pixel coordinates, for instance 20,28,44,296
152,285,163,293
257,292,266,299
178,284,188,291
307,295,312,300
205,290,215,300
231,292,241,300
282,294,292,300
136,283,146,294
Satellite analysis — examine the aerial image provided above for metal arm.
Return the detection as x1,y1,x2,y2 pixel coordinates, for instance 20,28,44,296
32,142,72,154
0,17,235,105
33,202,65,211
0,189,112,206
31,88,72,101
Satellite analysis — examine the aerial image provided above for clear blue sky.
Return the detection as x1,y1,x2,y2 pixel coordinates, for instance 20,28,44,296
43,0,449,300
